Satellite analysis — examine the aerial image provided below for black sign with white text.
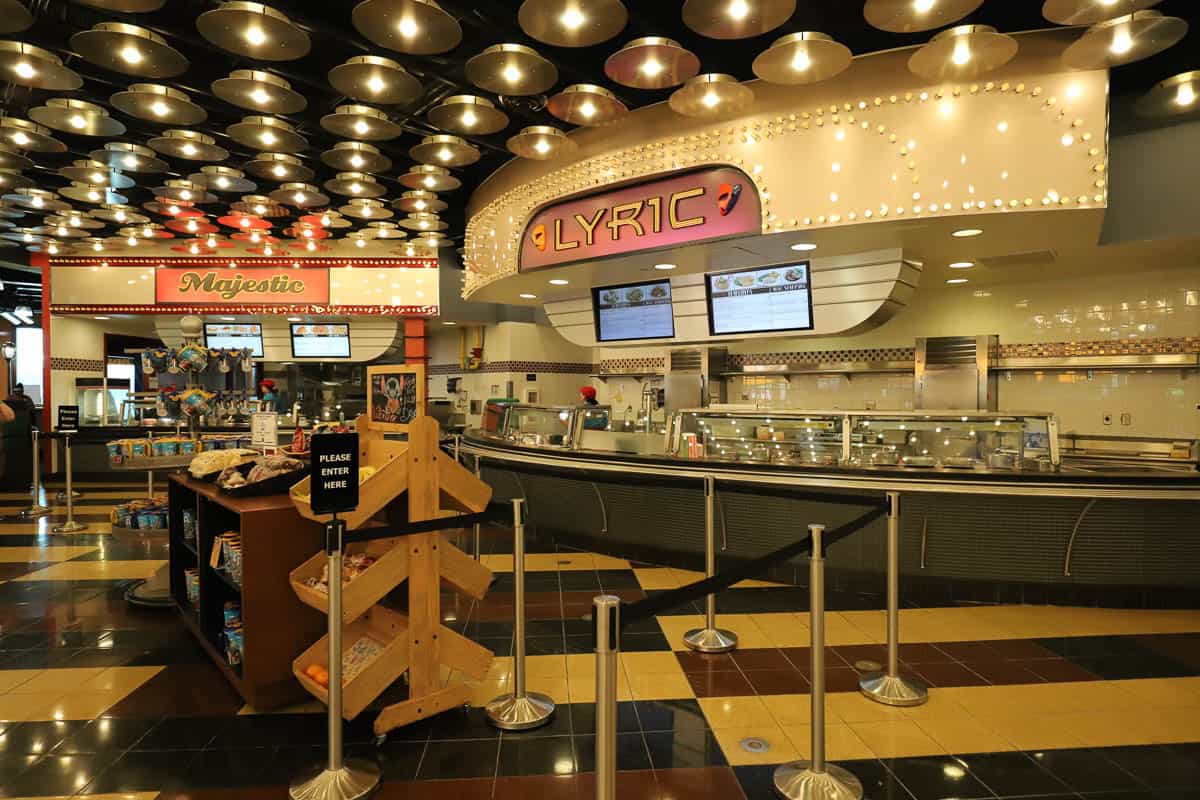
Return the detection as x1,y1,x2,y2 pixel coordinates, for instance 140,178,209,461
310,433,359,515
57,405,80,432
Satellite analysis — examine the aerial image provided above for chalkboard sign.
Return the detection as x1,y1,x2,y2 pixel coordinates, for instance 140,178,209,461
57,405,80,432
366,364,425,432
310,432,359,515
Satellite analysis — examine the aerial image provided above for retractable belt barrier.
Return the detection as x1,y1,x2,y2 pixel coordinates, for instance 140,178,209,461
339,502,511,547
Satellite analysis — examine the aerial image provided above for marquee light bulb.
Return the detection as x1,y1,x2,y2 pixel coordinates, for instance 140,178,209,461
727,0,749,21
14,62,35,79
120,46,142,65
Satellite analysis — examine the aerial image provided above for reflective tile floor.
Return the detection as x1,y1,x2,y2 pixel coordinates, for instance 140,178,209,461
0,482,1198,799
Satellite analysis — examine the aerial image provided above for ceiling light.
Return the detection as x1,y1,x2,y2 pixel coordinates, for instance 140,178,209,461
127,235,137,246
68,114,87,130
366,75,386,93
56,225,67,236
701,91,720,108
503,64,523,83
92,240,103,251
14,62,35,79
353,119,369,135
293,191,306,203
1176,83,1197,107
951,39,971,65
90,171,105,183
519,292,537,299
305,240,316,251
94,315,110,320
250,88,270,104
115,209,127,221
123,154,137,168
952,228,983,237
30,194,42,207
11,131,29,146
181,143,197,156
727,0,750,21
442,321,457,326
271,163,287,177
423,176,436,188
914,0,935,12
436,147,452,161
791,49,812,72
253,203,266,214
216,176,230,188
260,130,276,145
179,189,192,200
549,278,569,285
460,109,478,127
250,231,261,242
654,263,676,270
119,46,142,65
207,235,218,246
189,242,200,254
244,26,267,47
560,8,586,29
355,237,366,248
533,138,551,154
1110,26,1133,55
150,101,169,117
263,244,274,255
186,219,198,232
414,199,428,211
946,277,969,284
240,217,251,227
398,18,418,38
142,226,153,237
949,261,974,269
349,182,363,194
579,100,597,118
791,242,818,251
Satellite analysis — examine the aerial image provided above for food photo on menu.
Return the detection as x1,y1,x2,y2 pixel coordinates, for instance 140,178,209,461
706,262,815,336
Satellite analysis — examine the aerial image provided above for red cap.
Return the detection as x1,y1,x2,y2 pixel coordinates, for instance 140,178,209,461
259,379,276,390
579,386,597,400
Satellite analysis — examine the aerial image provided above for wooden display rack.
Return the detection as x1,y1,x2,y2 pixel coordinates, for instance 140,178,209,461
288,402,495,735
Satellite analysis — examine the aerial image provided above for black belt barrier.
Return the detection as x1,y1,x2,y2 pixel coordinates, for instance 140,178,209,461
342,501,512,545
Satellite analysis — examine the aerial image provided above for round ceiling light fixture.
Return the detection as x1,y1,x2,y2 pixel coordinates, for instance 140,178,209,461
320,104,403,141
59,159,135,190
1043,0,1161,26
507,125,577,160
72,0,166,10
428,95,510,135
604,37,700,90
270,182,329,209
908,24,1018,81
0,170,32,193
682,0,796,40
0,0,33,33
1062,11,1187,70
155,179,216,204
211,69,307,114
227,115,308,152
352,0,463,55
58,182,127,205
400,164,461,191
0,146,32,171
465,43,559,96
197,1,311,60
149,129,230,161
517,0,628,48
30,99,125,137
245,152,314,183
231,195,289,217
399,212,447,232
752,31,852,85
547,83,628,126
366,221,405,239
0,118,65,153
110,83,207,125
90,142,167,173
1135,70,1200,118
393,190,447,213
324,171,385,198
669,73,754,118
952,227,983,238
339,197,393,220
328,55,422,105
321,141,393,173
91,204,149,225
864,0,984,33
410,134,481,167
69,22,187,78
193,166,256,193
0,42,82,90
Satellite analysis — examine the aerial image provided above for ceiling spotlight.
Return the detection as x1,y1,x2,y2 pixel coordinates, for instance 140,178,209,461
654,263,676,270
460,109,478,127
260,130,277,145
366,75,386,93
250,88,270,104
127,235,137,246
949,261,975,269
87,189,100,201
503,64,523,83
123,154,138,168
398,18,419,38
120,46,143,65
181,143,197,156
30,194,42,207
1176,82,1197,107
952,39,971,65
293,191,306,204
549,278,569,285
14,62,35,79
946,277,969,284
914,0,935,12
68,114,87,129
355,237,366,248
952,228,983,237
1110,25,1133,55
519,293,537,299
790,242,817,251
728,0,750,21
534,139,550,154
244,26,267,47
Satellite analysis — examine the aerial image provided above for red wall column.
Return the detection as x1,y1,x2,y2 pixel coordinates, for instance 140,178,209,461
403,318,427,366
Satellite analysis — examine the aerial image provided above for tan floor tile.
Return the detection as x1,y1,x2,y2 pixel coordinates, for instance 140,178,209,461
827,691,911,723
937,685,1045,718
851,720,946,758
466,679,508,707
712,725,799,766
1108,677,1200,708
567,673,595,704
0,692,62,722
77,666,163,694
1146,707,1200,743
657,615,704,647
975,713,1087,751
899,690,970,722
524,675,569,703
525,553,594,572
0,546,99,563
712,615,773,649
699,696,777,729
635,568,681,590
525,655,567,678
1052,710,1164,748
564,654,595,679
626,671,694,701
782,724,876,761
620,651,686,676
480,554,512,572
0,669,39,694
486,657,513,683
765,694,840,728
914,715,1019,754
9,668,108,695
14,560,166,582
592,554,631,570
44,692,120,721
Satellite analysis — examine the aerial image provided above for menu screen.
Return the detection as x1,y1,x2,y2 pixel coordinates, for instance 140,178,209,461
204,323,264,357
593,280,675,342
706,263,815,336
291,323,351,358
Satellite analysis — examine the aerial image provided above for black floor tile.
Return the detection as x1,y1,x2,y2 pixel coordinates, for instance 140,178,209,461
633,699,709,734
574,732,652,772
885,755,995,800
424,706,501,741
1098,744,1200,789
0,720,86,755
1028,748,1147,793
82,748,196,794
497,734,577,777
957,751,1071,798
55,716,159,754
220,713,329,748
569,701,641,736
0,754,42,792
418,739,500,779
841,758,919,800
134,716,231,751
344,740,425,782
643,729,726,770
4,752,118,796
184,747,271,788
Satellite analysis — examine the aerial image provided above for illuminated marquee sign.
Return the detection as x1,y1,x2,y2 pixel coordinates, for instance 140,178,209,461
156,267,330,305
519,166,760,271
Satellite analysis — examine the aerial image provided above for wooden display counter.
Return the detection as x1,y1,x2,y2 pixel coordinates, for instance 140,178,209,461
168,473,326,709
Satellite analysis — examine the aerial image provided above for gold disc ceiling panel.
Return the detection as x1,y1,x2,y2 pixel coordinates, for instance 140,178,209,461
517,0,628,48
211,69,307,114
682,0,796,40
864,0,984,34
352,0,463,56
605,37,700,90
69,23,188,78
196,2,311,61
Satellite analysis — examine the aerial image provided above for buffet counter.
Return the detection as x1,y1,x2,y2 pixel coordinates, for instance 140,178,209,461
462,408,1200,606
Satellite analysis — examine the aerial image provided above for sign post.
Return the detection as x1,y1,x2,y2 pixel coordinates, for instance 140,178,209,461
53,406,85,533
290,431,379,800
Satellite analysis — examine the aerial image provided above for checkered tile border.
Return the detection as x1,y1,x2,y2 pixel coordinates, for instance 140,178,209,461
50,357,105,373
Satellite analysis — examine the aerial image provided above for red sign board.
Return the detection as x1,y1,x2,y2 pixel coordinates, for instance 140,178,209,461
156,267,330,305
519,167,760,272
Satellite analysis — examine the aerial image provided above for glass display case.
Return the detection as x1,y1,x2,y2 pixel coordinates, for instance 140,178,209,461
496,405,615,448
77,378,131,426
670,409,845,465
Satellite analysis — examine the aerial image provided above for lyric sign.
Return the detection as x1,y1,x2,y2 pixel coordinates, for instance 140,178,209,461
310,432,359,515
156,268,330,305
519,167,760,271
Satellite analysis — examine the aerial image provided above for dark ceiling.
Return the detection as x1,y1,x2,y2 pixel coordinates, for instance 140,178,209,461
0,0,1196,279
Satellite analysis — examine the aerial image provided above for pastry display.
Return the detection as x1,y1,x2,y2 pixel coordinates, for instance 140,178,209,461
188,448,257,479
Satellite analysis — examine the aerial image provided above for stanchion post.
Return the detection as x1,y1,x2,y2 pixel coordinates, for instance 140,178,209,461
486,498,555,729
593,594,620,800
21,428,50,518
774,524,864,800
472,461,482,562
859,491,928,707
52,434,87,533
684,474,737,654
289,515,380,800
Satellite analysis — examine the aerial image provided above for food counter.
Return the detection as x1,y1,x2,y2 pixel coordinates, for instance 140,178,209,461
464,405,1200,607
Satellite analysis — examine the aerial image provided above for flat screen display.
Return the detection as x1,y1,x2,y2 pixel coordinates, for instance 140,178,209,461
706,262,815,336
204,323,264,357
592,279,675,343
291,323,351,358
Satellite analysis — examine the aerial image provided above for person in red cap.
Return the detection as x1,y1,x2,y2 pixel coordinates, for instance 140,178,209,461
579,385,598,406
257,378,280,413
579,385,608,430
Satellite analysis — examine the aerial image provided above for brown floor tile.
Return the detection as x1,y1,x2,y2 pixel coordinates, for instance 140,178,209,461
674,651,738,673
1025,658,1100,683
979,638,1057,660
960,660,1045,685
379,778,495,800
912,662,989,688
104,663,245,717
934,641,1000,662
0,562,51,579
159,790,288,800
900,643,957,664
685,670,755,698
730,648,793,671
576,769,660,800
823,667,867,693
494,774,579,800
656,766,747,800
831,644,887,666
743,669,810,696
780,647,851,671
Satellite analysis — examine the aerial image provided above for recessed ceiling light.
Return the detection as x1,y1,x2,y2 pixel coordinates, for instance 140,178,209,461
790,242,818,251
654,263,676,270
221,316,236,321
949,261,975,269
519,292,537,299
287,316,301,322
946,278,969,284
549,278,569,285
93,316,110,320
952,228,983,238
442,321,457,326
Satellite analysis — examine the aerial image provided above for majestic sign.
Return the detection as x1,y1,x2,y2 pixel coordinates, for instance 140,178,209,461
156,268,330,305
519,167,760,272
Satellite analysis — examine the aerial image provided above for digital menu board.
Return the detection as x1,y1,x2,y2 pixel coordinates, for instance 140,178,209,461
291,323,351,358
592,279,675,343
706,263,815,336
204,323,264,357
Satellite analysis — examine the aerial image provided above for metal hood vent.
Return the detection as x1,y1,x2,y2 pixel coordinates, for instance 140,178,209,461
978,249,1057,269
915,335,998,410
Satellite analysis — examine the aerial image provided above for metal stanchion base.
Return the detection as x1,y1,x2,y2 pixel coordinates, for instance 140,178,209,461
125,564,172,608
52,521,88,533
683,627,738,654
485,692,556,730
773,762,863,800
55,490,83,502
20,505,51,518
288,759,381,800
858,672,928,707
